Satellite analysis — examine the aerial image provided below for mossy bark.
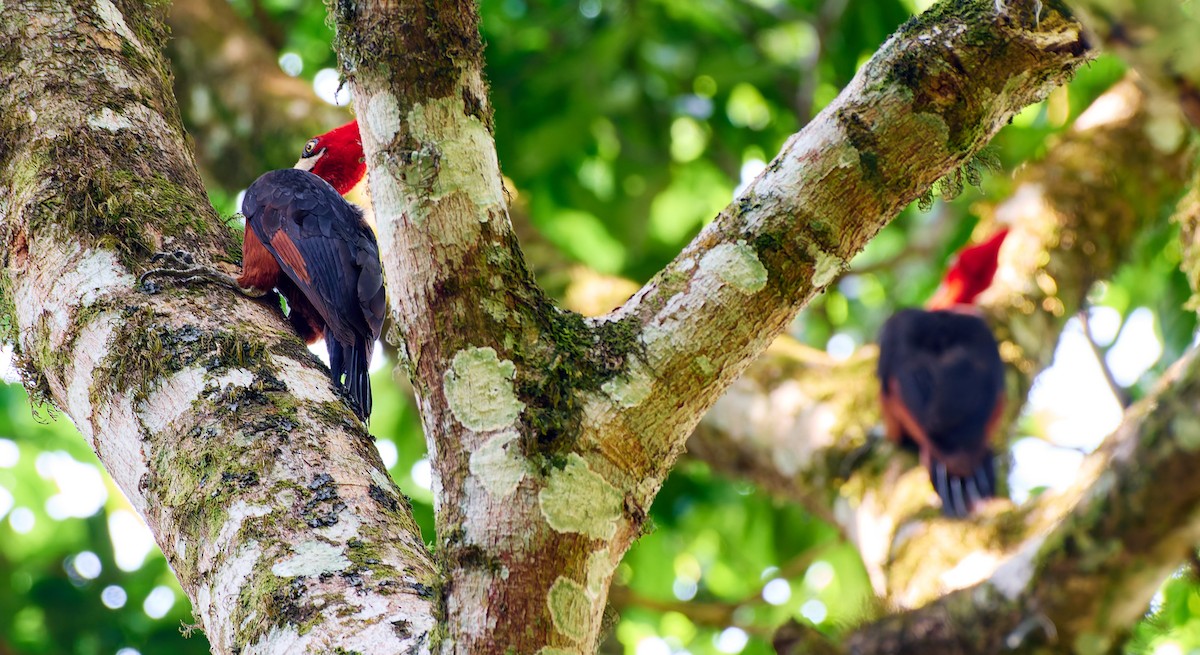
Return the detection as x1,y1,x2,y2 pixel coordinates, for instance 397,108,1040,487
777,349,1200,655
693,78,1196,608
0,3,436,654
333,0,1090,651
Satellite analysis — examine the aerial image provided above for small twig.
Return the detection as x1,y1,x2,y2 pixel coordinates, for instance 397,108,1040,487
1077,307,1130,408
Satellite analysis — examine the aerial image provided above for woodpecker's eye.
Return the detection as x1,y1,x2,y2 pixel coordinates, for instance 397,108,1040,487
302,138,319,157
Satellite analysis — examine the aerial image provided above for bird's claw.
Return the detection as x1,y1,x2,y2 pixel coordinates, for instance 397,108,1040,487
148,249,196,267
139,250,239,294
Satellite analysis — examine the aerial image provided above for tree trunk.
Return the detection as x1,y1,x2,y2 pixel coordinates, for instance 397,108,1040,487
0,3,435,653
0,0,1119,653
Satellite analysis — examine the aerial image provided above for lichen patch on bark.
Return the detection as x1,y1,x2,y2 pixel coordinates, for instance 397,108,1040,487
699,241,768,294
809,244,845,288
270,540,352,577
87,107,133,132
444,346,526,432
600,361,653,408
468,429,527,498
991,533,1045,601
585,548,616,597
538,453,623,540
547,576,591,643
406,93,505,209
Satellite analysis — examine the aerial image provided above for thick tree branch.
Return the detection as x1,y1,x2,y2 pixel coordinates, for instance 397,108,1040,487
330,0,1090,651
603,0,1090,484
0,3,435,653
777,349,1200,655
691,77,1195,606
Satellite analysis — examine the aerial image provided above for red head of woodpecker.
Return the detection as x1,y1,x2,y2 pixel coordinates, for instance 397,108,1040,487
926,228,1009,310
876,229,1009,517
293,120,366,195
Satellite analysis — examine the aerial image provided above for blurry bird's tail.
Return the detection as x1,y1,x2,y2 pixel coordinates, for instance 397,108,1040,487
329,336,373,422
929,450,996,518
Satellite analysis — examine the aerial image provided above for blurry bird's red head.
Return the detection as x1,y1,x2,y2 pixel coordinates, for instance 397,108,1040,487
926,228,1009,310
294,120,365,195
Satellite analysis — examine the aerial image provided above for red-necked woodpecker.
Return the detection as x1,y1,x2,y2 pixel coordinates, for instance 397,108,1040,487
876,229,1009,517
142,120,383,421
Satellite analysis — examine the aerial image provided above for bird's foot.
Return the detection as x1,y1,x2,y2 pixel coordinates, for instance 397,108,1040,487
139,250,264,297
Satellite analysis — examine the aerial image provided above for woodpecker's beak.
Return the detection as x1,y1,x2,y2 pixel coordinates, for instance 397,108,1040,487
294,148,326,172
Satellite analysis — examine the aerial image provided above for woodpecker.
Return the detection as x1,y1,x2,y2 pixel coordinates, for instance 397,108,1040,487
143,120,384,421
876,229,1009,517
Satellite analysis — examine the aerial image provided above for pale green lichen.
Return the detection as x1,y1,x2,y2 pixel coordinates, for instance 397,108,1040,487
481,297,509,323
270,541,351,577
1073,631,1111,655
600,362,652,409
1173,414,1200,452
700,241,768,294
809,244,845,288
538,454,623,540
407,94,504,209
87,108,132,132
468,429,528,498
537,648,580,655
585,549,616,598
694,356,716,377
443,346,526,432
547,576,590,643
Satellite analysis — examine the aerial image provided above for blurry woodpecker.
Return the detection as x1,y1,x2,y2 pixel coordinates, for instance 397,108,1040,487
876,229,1009,517
142,120,384,421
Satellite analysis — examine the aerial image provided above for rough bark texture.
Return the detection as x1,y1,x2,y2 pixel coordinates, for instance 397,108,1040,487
0,3,436,654
691,77,1196,607
332,0,1089,651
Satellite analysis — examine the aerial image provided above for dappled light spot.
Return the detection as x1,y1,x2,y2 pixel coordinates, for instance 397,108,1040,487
278,52,303,77
715,627,749,653
827,333,856,361
37,451,107,520
800,599,828,625
313,68,351,106
108,509,156,572
763,578,791,605
673,578,698,601
411,458,432,491
9,507,34,533
376,438,399,469
68,551,102,580
0,485,12,520
0,438,17,467
143,585,176,619
804,560,835,592
102,585,128,609
636,636,671,655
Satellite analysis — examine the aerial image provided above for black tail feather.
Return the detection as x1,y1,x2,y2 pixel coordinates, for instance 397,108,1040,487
327,336,373,422
930,450,996,518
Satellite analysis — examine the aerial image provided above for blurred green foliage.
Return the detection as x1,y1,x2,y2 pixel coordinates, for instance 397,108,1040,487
2,0,1197,654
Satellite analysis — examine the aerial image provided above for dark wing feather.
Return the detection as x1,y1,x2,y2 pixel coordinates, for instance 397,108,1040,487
242,168,385,419
876,308,1005,517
